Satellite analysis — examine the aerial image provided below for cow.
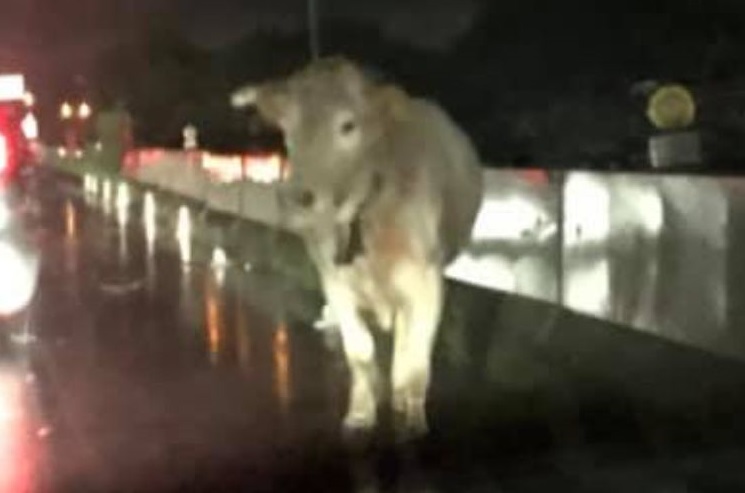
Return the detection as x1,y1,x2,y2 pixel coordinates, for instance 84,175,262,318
231,56,484,439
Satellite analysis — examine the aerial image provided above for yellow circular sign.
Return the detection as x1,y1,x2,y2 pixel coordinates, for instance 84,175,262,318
646,84,696,130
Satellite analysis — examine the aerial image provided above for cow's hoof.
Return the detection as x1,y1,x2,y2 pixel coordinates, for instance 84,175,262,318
392,399,429,443
341,417,376,451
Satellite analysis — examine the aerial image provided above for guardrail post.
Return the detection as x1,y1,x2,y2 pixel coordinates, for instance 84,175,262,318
555,170,565,306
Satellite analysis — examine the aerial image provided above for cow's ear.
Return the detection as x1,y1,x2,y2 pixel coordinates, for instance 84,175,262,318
231,81,298,131
260,83,300,131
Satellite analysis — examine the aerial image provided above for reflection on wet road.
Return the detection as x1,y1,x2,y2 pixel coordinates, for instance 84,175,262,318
11,169,745,492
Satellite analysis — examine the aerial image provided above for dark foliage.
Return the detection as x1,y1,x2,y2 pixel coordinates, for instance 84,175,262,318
90,2,745,167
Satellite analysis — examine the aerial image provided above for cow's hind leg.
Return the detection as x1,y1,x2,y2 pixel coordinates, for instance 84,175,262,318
327,281,381,436
391,263,444,440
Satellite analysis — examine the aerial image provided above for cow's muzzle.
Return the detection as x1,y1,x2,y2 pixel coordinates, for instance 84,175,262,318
284,186,316,210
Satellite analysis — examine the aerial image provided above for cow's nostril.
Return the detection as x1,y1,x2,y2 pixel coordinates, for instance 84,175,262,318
294,189,316,209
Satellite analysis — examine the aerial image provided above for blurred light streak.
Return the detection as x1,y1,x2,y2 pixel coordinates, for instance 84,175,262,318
143,192,157,255
0,242,36,316
115,183,130,231
273,322,292,415
176,206,192,265
204,279,223,365
211,247,228,285
0,370,35,492
101,180,113,215
64,200,77,241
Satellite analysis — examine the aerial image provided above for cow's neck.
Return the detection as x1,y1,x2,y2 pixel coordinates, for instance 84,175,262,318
332,172,384,266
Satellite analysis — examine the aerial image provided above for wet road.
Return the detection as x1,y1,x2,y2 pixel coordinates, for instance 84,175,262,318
8,169,745,492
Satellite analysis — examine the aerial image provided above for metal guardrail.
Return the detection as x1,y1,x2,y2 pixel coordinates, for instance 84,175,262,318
54,148,745,362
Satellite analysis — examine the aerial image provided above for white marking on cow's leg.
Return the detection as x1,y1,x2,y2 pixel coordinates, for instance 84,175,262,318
391,264,443,438
313,303,339,331
327,281,380,433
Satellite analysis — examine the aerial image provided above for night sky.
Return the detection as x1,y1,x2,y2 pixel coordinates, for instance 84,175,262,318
6,0,745,81
176,0,480,49
5,0,745,119
0,0,479,73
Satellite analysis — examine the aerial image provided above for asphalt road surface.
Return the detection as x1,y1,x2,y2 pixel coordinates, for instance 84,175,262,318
5,168,745,492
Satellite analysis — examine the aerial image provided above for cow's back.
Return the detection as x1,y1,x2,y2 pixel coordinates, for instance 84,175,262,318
373,98,483,265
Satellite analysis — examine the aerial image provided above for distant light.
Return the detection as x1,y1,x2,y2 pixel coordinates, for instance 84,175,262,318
211,247,228,268
20,113,38,140
60,102,73,120
0,75,25,103
201,152,285,184
244,154,284,184
22,91,34,108
0,135,7,174
74,149,83,159
83,174,98,197
57,147,67,158
94,141,102,152
78,102,92,120
202,153,244,183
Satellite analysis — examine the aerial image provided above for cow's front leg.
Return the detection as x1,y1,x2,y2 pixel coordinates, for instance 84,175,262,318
327,281,381,435
391,264,444,440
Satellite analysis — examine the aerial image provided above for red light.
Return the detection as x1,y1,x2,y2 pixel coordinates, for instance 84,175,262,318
0,134,8,174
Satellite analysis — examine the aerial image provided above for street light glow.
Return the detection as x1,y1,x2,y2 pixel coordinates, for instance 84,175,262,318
60,102,73,120
22,91,34,107
21,113,38,140
78,102,91,120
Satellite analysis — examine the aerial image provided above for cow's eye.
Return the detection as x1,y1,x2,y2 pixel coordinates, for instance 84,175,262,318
339,118,357,136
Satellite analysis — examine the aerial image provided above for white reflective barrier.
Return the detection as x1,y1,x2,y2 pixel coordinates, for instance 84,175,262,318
111,149,745,360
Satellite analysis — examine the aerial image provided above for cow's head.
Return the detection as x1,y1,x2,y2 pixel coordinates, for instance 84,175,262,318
231,57,406,228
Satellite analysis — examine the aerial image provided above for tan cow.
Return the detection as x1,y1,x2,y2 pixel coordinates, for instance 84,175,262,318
232,57,483,439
